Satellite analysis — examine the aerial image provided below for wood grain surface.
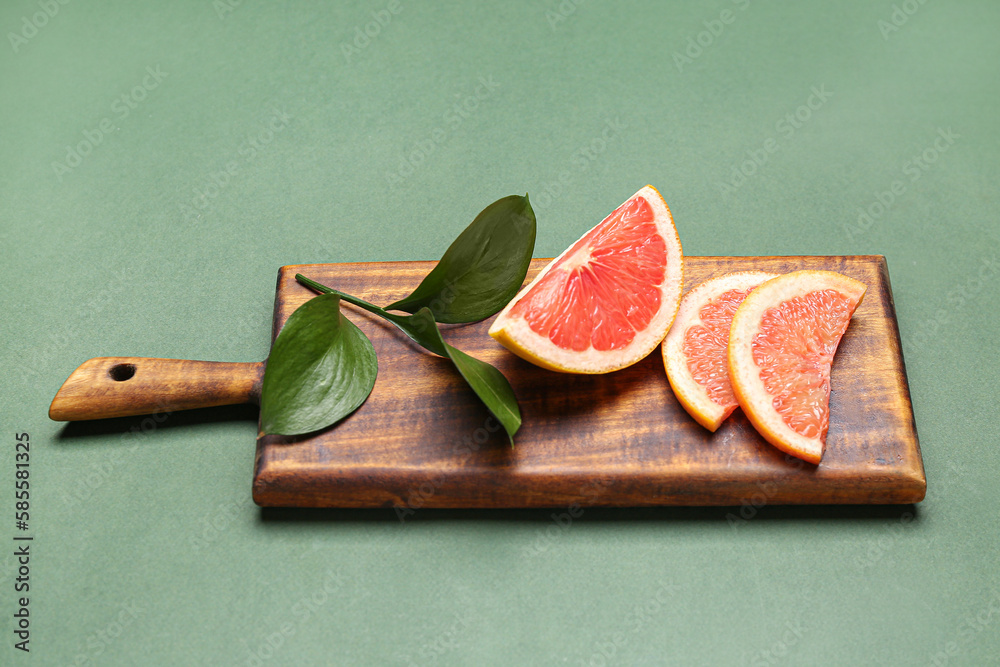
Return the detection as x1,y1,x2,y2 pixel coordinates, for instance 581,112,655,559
253,256,925,508
49,357,264,421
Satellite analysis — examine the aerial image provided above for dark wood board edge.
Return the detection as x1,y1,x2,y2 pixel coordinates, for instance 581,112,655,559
874,255,927,501
252,465,927,508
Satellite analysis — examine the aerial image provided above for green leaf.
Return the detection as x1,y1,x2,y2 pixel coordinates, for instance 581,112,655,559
444,344,521,443
385,194,537,323
295,275,521,443
389,307,522,443
259,293,377,436
378,308,448,358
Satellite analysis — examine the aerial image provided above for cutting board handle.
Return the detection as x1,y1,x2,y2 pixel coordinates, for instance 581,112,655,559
49,357,266,421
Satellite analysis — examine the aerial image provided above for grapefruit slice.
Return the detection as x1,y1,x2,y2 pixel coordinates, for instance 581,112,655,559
662,271,779,431
728,270,867,464
489,185,683,374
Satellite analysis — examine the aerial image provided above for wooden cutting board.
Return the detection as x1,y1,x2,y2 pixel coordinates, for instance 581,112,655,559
252,255,925,508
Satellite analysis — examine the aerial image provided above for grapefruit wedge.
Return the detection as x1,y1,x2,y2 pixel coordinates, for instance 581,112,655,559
662,271,778,431
489,185,683,374
728,270,867,464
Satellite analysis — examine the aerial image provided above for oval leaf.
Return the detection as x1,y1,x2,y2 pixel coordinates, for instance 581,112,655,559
400,308,521,443
385,194,536,323
380,308,448,358
260,294,377,436
444,343,521,444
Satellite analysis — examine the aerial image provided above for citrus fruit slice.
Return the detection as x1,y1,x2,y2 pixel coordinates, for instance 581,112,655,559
728,270,867,464
489,185,683,374
662,271,779,431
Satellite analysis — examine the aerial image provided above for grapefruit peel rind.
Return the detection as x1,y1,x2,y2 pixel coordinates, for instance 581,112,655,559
489,185,683,374
727,270,867,465
662,271,779,432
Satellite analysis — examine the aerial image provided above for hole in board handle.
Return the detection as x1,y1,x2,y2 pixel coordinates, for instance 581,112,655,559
109,363,137,382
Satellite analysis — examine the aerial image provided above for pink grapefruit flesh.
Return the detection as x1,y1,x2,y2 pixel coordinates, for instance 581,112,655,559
489,185,683,374
662,271,778,431
728,270,867,464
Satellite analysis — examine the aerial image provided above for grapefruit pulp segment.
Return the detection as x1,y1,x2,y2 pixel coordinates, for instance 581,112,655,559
489,185,683,374
662,271,779,431
727,270,867,464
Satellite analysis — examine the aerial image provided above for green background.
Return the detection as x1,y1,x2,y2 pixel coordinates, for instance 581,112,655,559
2,0,999,664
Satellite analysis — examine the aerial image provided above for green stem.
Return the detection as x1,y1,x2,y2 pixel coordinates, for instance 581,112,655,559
295,273,518,442
297,273,445,356
295,274,388,317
